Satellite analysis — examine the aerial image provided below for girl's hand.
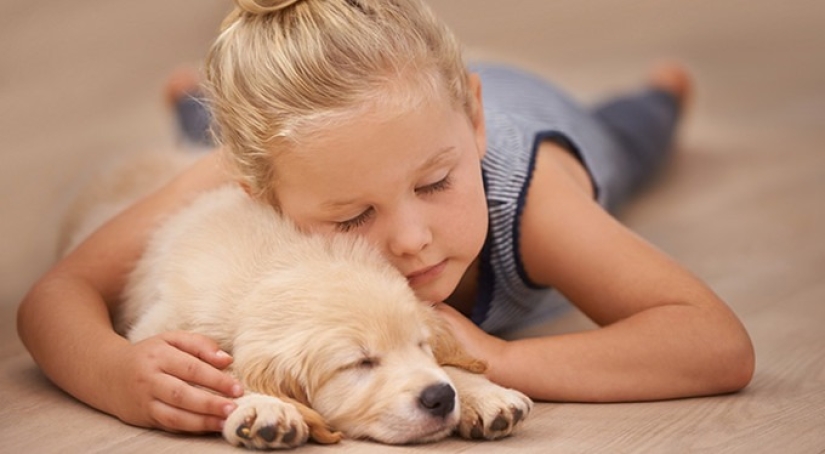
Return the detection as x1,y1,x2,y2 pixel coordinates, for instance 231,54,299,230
432,303,508,373
108,331,244,433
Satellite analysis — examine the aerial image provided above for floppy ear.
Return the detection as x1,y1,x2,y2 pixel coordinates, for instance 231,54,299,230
281,396,344,445
427,312,487,374
236,361,343,444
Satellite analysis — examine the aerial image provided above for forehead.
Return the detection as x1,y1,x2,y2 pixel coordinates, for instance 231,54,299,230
273,96,471,205
317,284,433,353
285,68,457,145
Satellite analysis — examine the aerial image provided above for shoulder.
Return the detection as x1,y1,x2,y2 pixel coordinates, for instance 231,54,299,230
171,150,234,193
518,139,612,290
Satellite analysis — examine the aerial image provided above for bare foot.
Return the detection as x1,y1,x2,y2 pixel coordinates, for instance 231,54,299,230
164,65,215,148
164,65,203,107
647,61,693,113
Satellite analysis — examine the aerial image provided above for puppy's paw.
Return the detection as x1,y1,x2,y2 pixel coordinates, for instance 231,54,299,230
457,385,532,440
223,393,310,449
447,368,532,440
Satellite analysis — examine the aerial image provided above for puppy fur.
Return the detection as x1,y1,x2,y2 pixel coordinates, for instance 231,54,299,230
64,152,532,449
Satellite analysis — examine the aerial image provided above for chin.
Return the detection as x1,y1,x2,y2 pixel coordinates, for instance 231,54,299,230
415,289,451,305
412,273,463,304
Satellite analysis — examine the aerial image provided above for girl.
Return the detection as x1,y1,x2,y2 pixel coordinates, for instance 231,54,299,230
17,0,754,435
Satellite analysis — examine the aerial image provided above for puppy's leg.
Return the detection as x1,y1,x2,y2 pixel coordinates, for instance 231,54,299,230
428,312,532,440
223,393,312,449
445,367,533,441
235,363,343,446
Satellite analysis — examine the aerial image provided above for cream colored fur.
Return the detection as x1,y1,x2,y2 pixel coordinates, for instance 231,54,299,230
64,151,532,449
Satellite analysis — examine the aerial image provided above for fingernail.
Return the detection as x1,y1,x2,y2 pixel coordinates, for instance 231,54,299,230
223,403,236,417
231,383,243,397
216,350,232,359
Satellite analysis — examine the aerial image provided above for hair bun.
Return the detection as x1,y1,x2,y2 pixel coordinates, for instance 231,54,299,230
234,0,304,14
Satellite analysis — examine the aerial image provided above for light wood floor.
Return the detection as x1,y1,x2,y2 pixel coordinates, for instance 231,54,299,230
1,1,824,452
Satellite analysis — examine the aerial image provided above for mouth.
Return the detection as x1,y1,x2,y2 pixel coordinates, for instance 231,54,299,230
367,420,456,445
405,260,447,287
407,425,456,444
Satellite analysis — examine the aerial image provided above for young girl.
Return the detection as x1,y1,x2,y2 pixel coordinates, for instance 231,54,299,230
17,0,754,435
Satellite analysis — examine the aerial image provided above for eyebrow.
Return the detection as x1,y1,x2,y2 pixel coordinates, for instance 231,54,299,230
320,146,456,210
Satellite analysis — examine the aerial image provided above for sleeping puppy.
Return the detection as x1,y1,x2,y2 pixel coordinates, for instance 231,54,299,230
62,153,531,449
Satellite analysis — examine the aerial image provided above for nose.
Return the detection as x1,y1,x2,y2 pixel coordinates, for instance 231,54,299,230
386,204,432,257
418,383,456,418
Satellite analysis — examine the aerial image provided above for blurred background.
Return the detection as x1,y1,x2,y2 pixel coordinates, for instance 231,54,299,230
1,0,824,318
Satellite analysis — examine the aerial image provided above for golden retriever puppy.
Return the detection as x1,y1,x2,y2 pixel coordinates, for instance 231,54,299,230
62,152,532,449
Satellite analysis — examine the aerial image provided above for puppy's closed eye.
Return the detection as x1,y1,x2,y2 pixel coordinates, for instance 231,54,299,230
357,357,379,369
419,341,434,356
337,354,380,372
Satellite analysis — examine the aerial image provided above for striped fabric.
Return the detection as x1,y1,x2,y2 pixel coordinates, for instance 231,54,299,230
469,64,678,334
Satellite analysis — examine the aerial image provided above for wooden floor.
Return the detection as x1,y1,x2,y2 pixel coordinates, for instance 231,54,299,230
1,1,824,452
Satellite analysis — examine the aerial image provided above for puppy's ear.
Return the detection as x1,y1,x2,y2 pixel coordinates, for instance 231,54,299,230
238,362,343,444
281,396,344,445
427,313,487,374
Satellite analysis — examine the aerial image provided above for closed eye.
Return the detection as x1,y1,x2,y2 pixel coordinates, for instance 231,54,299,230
357,357,378,369
415,174,452,195
337,355,380,373
334,174,451,233
419,341,434,357
335,207,375,233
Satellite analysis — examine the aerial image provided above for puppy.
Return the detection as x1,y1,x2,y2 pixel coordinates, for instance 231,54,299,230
64,152,532,449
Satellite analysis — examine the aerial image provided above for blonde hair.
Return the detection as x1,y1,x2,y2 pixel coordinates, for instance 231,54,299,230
205,0,473,205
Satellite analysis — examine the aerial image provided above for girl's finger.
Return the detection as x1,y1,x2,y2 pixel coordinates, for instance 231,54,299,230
155,373,237,419
162,330,233,368
160,332,243,398
147,399,227,434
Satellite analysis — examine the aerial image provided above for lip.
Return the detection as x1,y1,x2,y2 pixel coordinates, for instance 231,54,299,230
406,260,447,287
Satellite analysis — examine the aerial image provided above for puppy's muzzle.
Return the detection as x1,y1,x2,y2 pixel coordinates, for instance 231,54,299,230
418,383,456,418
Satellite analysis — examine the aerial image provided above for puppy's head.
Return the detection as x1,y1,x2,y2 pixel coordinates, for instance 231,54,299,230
232,236,460,444
307,289,459,444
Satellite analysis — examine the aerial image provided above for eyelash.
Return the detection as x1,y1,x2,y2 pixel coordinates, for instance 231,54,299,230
416,174,452,195
335,175,452,233
336,207,375,233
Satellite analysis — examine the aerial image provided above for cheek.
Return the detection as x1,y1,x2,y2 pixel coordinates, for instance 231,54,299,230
452,166,488,247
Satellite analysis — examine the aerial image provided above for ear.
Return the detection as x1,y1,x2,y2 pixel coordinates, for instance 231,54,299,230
426,309,487,374
281,395,344,445
467,72,487,160
236,360,343,444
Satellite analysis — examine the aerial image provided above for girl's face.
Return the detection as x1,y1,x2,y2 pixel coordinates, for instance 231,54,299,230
273,79,488,303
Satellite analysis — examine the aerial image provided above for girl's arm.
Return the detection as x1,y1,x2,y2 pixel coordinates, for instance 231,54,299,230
438,142,755,402
17,152,244,432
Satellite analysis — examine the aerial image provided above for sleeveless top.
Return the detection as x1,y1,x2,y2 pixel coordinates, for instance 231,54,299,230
469,64,627,334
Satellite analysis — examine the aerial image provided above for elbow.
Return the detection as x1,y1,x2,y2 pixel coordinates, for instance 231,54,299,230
16,281,42,347
17,275,61,348
709,329,755,394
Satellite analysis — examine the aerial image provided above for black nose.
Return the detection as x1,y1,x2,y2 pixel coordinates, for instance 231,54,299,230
418,383,456,418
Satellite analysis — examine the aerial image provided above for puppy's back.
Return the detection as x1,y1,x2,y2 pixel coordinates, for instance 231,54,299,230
119,185,410,349
120,185,302,341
